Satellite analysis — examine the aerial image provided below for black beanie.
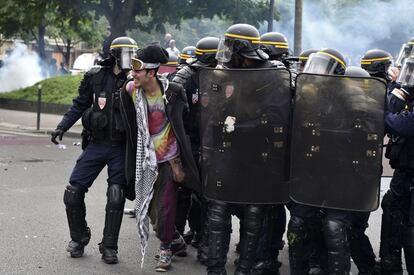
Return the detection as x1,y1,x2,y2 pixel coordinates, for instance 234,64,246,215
136,44,169,64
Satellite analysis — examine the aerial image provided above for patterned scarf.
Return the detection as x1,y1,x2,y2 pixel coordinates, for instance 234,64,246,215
134,87,158,268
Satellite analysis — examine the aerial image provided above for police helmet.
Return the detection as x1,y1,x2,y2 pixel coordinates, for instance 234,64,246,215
360,49,392,76
395,37,414,68
216,24,268,63
110,37,139,70
260,32,289,61
298,49,318,73
179,46,196,65
166,53,179,67
304,48,346,75
344,66,370,77
189,37,219,67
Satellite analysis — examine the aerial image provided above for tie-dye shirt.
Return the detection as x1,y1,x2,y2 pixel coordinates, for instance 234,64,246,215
145,89,179,163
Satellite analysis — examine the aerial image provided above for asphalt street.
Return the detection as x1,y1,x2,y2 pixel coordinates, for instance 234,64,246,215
0,129,407,274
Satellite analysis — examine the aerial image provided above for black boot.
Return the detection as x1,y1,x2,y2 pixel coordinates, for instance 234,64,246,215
379,190,403,274
63,185,91,258
206,201,231,275
235,205,264,275
251,260,281,275
100,184,125,264
323,219,351,275
287,216,311,275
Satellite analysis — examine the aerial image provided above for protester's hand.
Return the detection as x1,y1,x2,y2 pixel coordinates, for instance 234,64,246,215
51,129,65,144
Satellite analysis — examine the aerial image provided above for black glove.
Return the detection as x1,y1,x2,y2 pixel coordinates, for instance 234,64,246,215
51,128,65,144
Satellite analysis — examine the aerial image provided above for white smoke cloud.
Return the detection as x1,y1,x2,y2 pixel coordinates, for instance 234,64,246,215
271,0,414,65
0,43,45,92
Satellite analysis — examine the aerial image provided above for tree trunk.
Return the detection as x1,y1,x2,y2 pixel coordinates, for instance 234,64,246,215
294,0,303,56
65,39,72,66
37,25,46,60
268,0,275,32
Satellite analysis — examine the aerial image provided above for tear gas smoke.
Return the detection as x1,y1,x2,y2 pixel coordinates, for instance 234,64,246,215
0,43,45,92
270,0,414,65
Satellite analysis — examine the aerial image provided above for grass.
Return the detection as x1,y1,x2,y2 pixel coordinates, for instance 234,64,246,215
0,74,83,105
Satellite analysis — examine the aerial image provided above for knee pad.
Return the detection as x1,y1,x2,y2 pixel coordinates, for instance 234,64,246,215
106,184,125,210
323,219,348,249
208,201,231,229
63,185,86,207
288,216,308,246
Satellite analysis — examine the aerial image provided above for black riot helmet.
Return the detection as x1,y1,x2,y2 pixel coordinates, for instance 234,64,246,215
304,48,346,75
216,23,268,63
110,36,139,70
260,32,289,61
395,37,414,68
360,49,393,78
298,49,318,73
189,36,219,67
179,46,196,65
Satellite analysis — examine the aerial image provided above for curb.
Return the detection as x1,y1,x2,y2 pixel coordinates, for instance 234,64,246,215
0,98,71,115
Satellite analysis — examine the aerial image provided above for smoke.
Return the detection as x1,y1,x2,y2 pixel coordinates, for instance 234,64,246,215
0,43,45,92
270,0,414,65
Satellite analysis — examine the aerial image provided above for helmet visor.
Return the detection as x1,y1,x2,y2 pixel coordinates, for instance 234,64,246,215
215,38,232,63
119,48,137,70
303,53,339,75
397,58,414,87
395,43,413,68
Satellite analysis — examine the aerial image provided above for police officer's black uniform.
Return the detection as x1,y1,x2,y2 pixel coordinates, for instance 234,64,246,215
51,37,138,264
384,57,414,274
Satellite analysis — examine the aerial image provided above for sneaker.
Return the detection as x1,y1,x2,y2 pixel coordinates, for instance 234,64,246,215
155,249,172,272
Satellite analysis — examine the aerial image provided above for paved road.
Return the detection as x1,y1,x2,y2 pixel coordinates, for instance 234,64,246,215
0,130,407,274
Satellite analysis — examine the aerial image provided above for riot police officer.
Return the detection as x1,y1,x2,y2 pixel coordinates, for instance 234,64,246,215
251,31,292,275
50,37,138,264
172,36,220,262
260,32,290,67
178,45,196,68
361,49,393,81
344,65,379,275
288,48,353,275
359,49,401,274
297,49,318,73
384,56,414,275
205,23,272,275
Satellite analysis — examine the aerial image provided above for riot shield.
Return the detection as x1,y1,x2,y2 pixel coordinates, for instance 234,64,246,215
290,73,387,211
199,68,292,204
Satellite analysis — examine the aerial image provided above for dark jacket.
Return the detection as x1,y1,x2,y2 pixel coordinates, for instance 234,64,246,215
120,76,201,200
57,57,124,132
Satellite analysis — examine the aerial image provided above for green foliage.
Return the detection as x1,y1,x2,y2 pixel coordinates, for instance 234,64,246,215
0,74,82,105
71,0,276,37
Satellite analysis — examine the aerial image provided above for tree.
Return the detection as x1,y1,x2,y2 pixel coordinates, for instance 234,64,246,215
75,0,277,37
0,0,53,59
0,0,101,63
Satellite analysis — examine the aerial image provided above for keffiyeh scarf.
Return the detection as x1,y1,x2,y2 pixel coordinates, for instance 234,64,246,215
134,87,158,268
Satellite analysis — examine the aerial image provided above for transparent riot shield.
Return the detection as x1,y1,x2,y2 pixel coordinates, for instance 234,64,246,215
290,73,387,211
199,68,292,204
